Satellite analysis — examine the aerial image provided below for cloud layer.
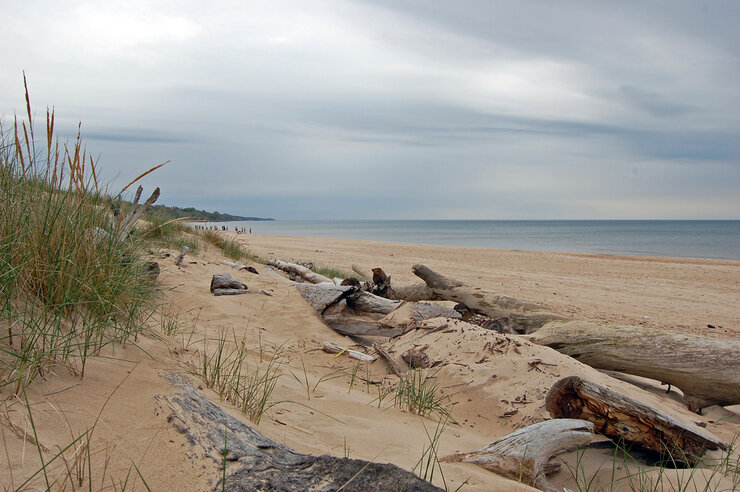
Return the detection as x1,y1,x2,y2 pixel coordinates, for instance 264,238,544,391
2,0,738,219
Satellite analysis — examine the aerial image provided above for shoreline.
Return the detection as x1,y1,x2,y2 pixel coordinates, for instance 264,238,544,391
235,232,740,340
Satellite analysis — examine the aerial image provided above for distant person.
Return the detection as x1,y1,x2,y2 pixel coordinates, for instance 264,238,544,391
249,227,252,234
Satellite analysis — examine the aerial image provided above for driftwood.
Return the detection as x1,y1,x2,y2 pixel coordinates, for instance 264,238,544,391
292,279,459,338
269,259,331,284
546,376,726,465
530,321,740,411
220,260,259,275
112,185,161,242
441,419,595,492
175,246,191,267
295,283,357,312
352,264,435,301
411,264,567,333
322,341,377,362
372,342,406,377
160,373,441,492
210,272,247,292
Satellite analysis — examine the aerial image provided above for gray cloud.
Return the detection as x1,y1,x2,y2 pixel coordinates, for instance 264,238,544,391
1,0,738,219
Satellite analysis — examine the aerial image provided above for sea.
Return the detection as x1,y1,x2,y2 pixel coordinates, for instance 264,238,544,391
202,220,740,261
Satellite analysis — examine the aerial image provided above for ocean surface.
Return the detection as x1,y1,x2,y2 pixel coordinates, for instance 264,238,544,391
203,220,740,261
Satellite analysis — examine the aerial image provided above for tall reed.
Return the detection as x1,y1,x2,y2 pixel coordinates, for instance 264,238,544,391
0,78,156,395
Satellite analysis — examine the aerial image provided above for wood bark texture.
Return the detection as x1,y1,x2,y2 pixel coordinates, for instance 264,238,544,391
411,264,568,333
160,373,442,492
220,261,259,275
441,418,595,492
210,273,247,292
269,259,332,284
546,376,726,465
531,321,740,411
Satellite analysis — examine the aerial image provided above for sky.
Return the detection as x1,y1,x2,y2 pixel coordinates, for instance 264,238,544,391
2,0,739,220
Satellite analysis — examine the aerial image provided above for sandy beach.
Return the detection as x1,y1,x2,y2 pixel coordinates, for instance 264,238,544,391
4,232,739,491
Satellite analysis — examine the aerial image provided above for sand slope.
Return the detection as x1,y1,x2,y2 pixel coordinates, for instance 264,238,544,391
3,233,738,491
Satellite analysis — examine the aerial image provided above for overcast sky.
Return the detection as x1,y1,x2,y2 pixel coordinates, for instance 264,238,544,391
2,0,739,219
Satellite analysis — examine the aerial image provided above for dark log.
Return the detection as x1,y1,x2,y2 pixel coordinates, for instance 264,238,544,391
159,373,441,492
210,273,247,292
546,376,726,465
411,264,567,333
531,321,740,411
441,419,595,492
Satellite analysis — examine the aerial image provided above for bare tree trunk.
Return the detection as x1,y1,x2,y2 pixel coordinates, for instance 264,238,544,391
159,373,442,492
441,419,595,492
411,264,568,333
545,376,726,465
269,259,332,284
530,321,740,411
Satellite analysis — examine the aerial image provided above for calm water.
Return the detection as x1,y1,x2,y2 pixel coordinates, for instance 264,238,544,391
204,220,740,261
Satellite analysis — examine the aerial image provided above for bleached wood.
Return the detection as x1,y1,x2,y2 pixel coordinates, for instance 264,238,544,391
295,282,357,313
268,259,332,284
175,246,191,267
441,419,594,492
531,321,740,411
411,264,568,333
546,376,726,465
220,260,258,274
210,272,247,292
322,341,377,362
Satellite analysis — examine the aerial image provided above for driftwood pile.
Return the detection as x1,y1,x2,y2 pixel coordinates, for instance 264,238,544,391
266,257,735,490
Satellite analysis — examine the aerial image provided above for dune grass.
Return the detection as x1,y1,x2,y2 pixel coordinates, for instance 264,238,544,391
198,229,264,263
0,80,157,396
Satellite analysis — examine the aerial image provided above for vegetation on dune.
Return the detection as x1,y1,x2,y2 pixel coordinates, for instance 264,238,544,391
0,79,157,396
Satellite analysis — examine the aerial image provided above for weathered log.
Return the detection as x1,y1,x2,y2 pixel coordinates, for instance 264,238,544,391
530,321,740,411
210,272,247,292
322,341,377,362
351,264,436,301
160,373,441,492
175,246,191,267
546,376,726,465
212,288,271,296
373,342,406,377
115,186,160,242
220,260,259,275
295,283,357,313
269,259,331,284
441,419,595,492
323,316,404,338
411,264,568,333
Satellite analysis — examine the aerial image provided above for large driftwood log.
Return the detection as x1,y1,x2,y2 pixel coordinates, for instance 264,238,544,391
530,321,740,411
269,259,332,284
294,282,459,338
295,283,357,312
441,419,595,492
352,264,436,301
411,264,567,333
160,373,441,492
546,376,726,465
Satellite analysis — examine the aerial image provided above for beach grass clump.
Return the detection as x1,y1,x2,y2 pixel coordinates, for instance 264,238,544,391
199,229,263,263
394,369,452,420
201,330,282,424
140,215,200,253
0,80,156,395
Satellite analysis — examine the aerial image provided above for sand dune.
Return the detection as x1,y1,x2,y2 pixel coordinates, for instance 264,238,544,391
3,233,738,491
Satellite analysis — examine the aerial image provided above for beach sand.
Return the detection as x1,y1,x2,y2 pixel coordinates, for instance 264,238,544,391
3,232,739,491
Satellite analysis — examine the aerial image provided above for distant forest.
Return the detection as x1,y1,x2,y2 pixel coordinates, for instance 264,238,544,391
146,204,274,222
